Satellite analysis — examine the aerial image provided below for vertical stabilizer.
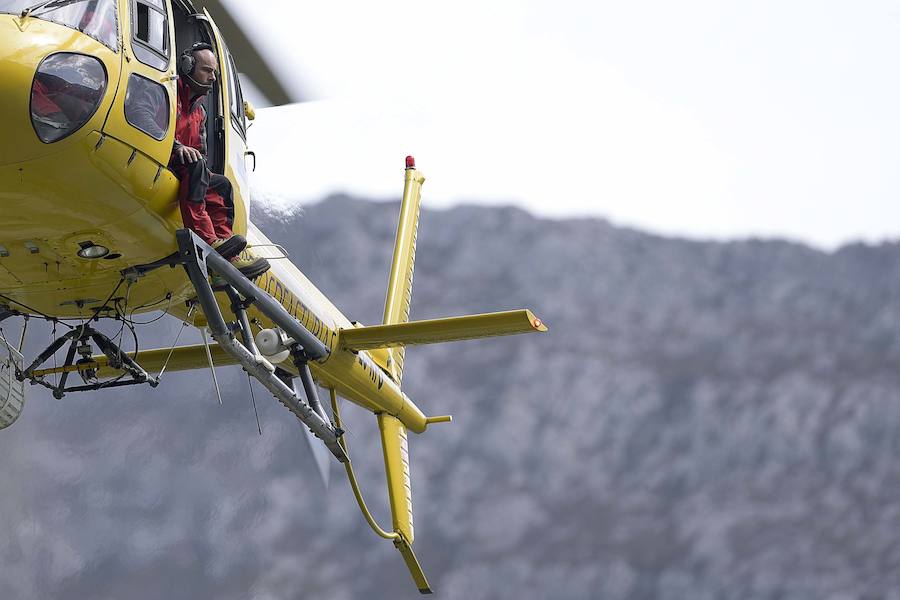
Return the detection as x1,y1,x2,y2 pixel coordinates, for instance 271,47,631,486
378,412,415,543
378,411,433,593
382,157,425,382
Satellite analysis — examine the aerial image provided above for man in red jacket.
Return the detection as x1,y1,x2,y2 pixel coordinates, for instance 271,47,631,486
171,42,269,279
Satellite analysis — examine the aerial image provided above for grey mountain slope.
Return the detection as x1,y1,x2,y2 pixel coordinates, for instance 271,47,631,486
2,196,900,599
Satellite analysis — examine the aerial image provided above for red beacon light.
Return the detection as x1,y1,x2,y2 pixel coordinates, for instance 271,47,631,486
405,155,416,170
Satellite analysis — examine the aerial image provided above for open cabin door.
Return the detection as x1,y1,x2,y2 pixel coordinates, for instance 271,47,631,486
202,7,251,235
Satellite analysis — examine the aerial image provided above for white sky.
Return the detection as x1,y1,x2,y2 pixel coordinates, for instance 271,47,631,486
226,0,900,249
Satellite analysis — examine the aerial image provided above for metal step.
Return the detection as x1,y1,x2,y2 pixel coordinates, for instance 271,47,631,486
175,229,347,463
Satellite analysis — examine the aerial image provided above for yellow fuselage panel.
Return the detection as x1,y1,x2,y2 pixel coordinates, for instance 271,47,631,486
0,127,190,314
0,16,120,167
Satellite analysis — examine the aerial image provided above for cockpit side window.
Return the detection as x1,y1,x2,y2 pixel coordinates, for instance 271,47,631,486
0,0,120,52
124,73,169,140
130,0,169,71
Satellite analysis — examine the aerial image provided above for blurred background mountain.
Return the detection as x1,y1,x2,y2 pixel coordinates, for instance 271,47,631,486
2,196,900,599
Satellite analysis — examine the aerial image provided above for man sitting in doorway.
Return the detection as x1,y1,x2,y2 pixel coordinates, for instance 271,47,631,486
171,41,269,279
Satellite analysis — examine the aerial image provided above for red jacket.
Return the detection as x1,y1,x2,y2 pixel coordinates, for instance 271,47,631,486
171,79,207,163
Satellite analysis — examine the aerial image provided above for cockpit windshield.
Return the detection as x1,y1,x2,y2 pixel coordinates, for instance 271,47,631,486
0,0,119,52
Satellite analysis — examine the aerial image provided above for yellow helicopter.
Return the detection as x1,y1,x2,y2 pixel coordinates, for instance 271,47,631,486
0,0,547,593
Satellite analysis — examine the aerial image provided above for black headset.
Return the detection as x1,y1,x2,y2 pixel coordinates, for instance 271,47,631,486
178,41,214,89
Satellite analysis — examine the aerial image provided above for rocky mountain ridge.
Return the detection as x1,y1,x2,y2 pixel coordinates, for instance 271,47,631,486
2,196,899,599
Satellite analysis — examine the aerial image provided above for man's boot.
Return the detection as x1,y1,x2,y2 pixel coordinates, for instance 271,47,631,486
211,234,247,260
232,252,270,280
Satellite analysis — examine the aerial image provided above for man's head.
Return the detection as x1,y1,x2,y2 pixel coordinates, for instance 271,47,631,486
182,45,218,94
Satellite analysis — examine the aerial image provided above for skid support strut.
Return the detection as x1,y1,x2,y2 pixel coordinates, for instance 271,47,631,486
175,229,347,463
21,324,155,398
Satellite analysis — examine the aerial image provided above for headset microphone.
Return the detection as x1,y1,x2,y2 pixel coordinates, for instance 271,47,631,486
183,71,213,92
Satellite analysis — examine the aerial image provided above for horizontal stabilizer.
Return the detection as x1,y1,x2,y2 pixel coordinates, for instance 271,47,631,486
340,309,547,351
95,343,240,378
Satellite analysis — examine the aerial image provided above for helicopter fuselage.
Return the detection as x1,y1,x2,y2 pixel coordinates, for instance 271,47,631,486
0,7,426,430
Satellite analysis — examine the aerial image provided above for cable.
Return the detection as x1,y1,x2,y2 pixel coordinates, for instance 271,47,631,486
94,313,139,392
125,293,174,325
2,277,127,331
330,388,399,541
94,278,125,320
17,316,28,353
12,278,150,394
127,317,139,363
67,278,126,349
10,279,180,394
0,292,73,329
113,283,133,361
129,293,173,313
246,373,262,435
156,304,196,380
127,310,170,326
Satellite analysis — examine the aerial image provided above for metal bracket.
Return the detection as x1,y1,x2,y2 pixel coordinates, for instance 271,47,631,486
123,251,182,279
21,324,156,399
293,355,332,426
175,229,346,462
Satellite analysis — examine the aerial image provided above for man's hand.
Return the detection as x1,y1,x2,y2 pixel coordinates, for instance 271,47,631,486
175,145,203,164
